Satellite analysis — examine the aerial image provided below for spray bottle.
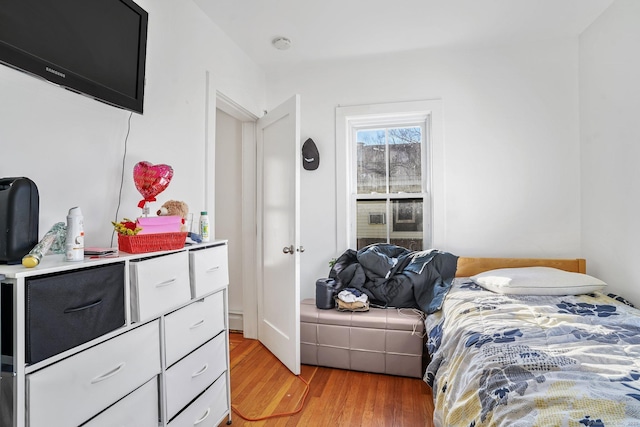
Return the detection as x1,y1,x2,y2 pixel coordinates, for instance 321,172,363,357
65,207,84,261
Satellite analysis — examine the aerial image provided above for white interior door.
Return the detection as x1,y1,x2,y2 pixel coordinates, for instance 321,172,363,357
256,94,301,375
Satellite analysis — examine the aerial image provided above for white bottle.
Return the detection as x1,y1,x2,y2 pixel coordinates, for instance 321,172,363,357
199,211,210,242
65,206,84,261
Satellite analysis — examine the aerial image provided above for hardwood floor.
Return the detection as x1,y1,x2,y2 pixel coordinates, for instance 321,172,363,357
219,332,434,426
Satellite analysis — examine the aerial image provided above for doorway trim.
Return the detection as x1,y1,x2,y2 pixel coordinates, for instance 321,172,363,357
215,91,259,338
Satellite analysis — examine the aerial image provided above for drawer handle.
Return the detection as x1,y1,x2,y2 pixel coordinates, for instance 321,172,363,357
194,408,210,425
192,363,209,378
91,362,126,384
64,299,103,313
155,277,177,288
206,266,220,273
189,319,205,329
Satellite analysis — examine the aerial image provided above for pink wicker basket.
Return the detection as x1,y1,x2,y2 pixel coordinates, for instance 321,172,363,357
118,232,187,254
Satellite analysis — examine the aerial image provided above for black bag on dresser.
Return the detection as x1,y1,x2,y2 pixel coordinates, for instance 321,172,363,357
0,177,39,264
315,278,339,309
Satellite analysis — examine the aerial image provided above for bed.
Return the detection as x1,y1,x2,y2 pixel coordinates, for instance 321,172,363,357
425,257,640,427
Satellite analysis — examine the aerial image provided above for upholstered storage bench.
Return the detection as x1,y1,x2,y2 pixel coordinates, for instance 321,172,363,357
300,298,427,378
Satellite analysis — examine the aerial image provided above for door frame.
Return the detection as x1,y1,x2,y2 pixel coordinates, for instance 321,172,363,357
214,91,259,339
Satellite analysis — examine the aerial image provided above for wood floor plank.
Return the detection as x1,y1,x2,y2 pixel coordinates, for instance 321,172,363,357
331,371,362,426
220,333,434,426
362,373,381,426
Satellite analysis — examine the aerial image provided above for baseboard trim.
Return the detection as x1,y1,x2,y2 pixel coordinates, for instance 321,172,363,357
228,311,243,332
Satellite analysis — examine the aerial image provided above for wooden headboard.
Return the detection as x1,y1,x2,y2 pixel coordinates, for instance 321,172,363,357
455,257,586,277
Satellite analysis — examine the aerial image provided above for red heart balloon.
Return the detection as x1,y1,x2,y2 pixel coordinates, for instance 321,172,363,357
133,161,173,208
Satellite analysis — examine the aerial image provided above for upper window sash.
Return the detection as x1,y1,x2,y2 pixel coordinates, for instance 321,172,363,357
350,120,428,197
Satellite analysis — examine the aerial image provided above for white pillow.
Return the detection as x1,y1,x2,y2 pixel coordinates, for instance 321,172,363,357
470,266,607,296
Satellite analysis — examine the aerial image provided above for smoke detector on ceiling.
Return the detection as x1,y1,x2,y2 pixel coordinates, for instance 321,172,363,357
272,37,292,50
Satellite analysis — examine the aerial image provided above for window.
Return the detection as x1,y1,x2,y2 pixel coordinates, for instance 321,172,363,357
336,100,443,252
354,122,427,250
368,212,386,225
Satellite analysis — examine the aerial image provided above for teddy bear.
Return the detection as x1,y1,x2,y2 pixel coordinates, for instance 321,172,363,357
157,200,189,231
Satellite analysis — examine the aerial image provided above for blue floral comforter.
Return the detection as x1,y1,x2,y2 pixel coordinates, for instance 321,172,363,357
424,278,640,427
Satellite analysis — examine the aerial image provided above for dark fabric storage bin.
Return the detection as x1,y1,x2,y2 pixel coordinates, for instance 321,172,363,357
25,262,126,364
315,278,339,309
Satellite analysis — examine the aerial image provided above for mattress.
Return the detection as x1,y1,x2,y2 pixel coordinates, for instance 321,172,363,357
425,277,640,427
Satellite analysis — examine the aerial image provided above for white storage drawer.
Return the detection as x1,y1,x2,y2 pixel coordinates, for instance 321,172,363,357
82,377,158,427
27,320,161,427
130,251,191,322
167,374,229,427
165,333,227,419
164,291,225,366
189,245,229,298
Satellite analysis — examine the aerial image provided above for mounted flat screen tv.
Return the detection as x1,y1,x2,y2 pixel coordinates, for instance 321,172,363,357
0,0,148,114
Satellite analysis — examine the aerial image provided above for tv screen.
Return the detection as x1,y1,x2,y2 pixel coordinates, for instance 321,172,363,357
0,0,148,114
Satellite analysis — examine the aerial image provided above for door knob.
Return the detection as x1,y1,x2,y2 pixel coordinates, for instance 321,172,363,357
282,245,294,254
297,246,305,253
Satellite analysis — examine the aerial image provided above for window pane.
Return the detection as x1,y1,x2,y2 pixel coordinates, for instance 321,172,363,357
390,199,423,251
389,127,422,193
356,129,386,194
356,200,387,250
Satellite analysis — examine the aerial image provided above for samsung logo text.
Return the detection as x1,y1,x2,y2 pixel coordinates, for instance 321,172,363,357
46,67,65,78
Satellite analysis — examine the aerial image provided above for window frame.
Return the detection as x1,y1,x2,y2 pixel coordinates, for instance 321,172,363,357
336,100,444,252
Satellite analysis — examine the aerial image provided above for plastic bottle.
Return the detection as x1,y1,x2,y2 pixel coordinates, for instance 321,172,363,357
65,207,84,261
22,222,66,268
199,211,210,242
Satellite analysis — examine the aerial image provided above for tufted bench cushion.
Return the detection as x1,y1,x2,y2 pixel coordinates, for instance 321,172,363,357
300,298,427,378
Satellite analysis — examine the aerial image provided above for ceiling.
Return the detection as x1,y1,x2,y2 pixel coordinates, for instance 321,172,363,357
195,0,613,72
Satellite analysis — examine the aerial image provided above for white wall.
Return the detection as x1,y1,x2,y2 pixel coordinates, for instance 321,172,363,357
266,40,582,300
580,0,640,305
0,0,266,247
5,0,628,314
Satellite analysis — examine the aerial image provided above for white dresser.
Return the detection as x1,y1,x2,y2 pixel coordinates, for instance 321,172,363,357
0,241,230,427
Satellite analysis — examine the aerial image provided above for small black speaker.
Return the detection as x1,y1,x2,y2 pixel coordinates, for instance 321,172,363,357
0,177,39,264
315,278,339,309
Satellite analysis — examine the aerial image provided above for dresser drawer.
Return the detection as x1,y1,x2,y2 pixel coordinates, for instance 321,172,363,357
164,291,225,366
165,333,227,419
167,374,228,427
27,320,160,427
82,377,158,427
189,245,229,298
25,262,125,364
130,251,191,322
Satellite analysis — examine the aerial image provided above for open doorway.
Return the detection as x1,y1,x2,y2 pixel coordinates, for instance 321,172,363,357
213,92,301,374
213,93,258,338
214,108,243,331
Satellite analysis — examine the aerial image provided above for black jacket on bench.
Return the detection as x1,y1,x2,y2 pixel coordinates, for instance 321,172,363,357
328,244,458,314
